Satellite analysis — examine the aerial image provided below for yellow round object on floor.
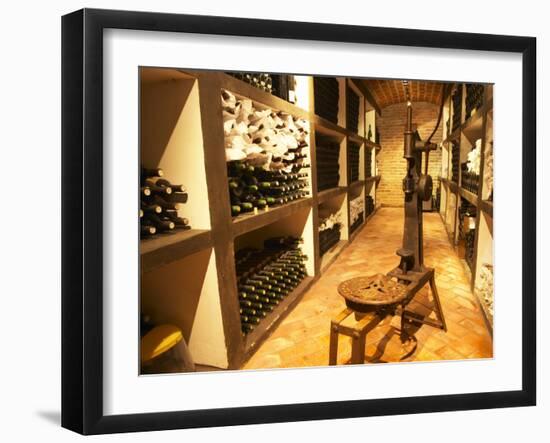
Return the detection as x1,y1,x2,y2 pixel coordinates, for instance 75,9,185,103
141,325,183,363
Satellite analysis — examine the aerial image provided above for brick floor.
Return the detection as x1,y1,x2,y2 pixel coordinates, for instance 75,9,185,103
243,207,493,369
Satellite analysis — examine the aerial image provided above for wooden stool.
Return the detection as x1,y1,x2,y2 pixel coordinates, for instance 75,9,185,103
329,308,385,365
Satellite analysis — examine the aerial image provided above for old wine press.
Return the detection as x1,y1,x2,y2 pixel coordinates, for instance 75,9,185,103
329,95,447,364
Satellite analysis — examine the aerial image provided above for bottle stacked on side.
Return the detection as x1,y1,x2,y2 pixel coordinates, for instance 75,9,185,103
228,162,309,216
346,86,360,133
235,236,308,334
365,149,372,178
349,195,364,234
313,77,339,124
347,141,360,183
451,141,460,183
460,163,479,194
365,195,375,218
222,89,310,217
465,228,476,272
452,86,463,133
318,210,342,257
458,198,477,240
140,167,191,238
465,84,484,118
228,72,274,94
316,134,340,192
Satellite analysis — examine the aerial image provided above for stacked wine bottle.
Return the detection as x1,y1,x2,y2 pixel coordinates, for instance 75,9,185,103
222,89,310,217
235,236,308,334
365,149,372,178
460,162,479,193
347,141,360,183
228,162,309,216
465,228,476,272
140,167,191,238
349,196,364,234
346,86,360,133
318,210,342,257
227,72,274,94
465,84,484,118
316,134,340,192
458,198,477,240
451,141,460,183
313,77,339,124
365,195,375,218
452,86,463,133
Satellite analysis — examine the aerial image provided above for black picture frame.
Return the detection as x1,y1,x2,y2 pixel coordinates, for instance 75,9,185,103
61,8,537,435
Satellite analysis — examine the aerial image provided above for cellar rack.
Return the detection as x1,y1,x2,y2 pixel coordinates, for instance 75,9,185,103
140,68,383,370
438,83,494,331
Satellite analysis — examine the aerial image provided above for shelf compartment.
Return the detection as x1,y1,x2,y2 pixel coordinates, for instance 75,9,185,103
317,186,347,204
141,229,212,273
217,72,309,121
140,67,211,231
141,247,228,370
232,197,313,238
316,133,346,191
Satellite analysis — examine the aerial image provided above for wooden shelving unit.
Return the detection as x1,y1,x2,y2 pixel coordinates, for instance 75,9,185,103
439,83,494,330
139,68,383,370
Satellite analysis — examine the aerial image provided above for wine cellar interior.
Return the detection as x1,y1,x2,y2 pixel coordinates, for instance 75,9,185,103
139,68,494,373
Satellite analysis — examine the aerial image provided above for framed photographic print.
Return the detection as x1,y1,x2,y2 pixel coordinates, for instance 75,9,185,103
61,8,536,435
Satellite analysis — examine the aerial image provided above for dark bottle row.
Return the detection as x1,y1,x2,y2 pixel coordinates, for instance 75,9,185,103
140,166,191,238
434,183,441,211
348,141,360,183
451,140,460,183
235,236,308,334
452,86,463,133
349,212,364,234
346,86,360,134
460,162,480,194
227,72,296,103
319,224,342,257
316,134,341,192
465,228,476,272
365,149,372,178
365,195,374,218
228,161,309,217
458,198,477,240
465,84,484,118
313,77,339,124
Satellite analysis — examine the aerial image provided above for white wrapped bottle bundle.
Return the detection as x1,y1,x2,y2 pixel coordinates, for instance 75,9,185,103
220,89,310,172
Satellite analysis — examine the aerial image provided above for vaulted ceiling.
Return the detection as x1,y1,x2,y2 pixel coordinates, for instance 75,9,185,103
362,79,445,110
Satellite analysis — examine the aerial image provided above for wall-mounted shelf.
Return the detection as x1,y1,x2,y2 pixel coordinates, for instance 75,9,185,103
141,230,212,273
140,67,384,370
438,83,493,331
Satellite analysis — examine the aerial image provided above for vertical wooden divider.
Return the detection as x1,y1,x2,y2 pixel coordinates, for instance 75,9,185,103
196,72,244,369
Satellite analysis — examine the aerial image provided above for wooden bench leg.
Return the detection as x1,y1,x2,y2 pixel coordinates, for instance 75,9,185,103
350,332,366,364
329,322,339,365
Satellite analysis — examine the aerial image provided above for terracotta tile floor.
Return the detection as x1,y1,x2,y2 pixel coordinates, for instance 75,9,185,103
243,207,493,369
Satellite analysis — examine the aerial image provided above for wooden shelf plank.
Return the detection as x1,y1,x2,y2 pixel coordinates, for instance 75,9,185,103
232,198,312,237
218,72,309,120
348,179,365,189
317,186,347,205
480,199,493,218
348,133,364,145
141,229,212,273
441,177,458,194
311,114,348,140
243,276,315,359
459,187,479,207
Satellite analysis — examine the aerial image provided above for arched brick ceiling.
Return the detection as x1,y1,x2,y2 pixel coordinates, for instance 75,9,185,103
362,79,444,109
